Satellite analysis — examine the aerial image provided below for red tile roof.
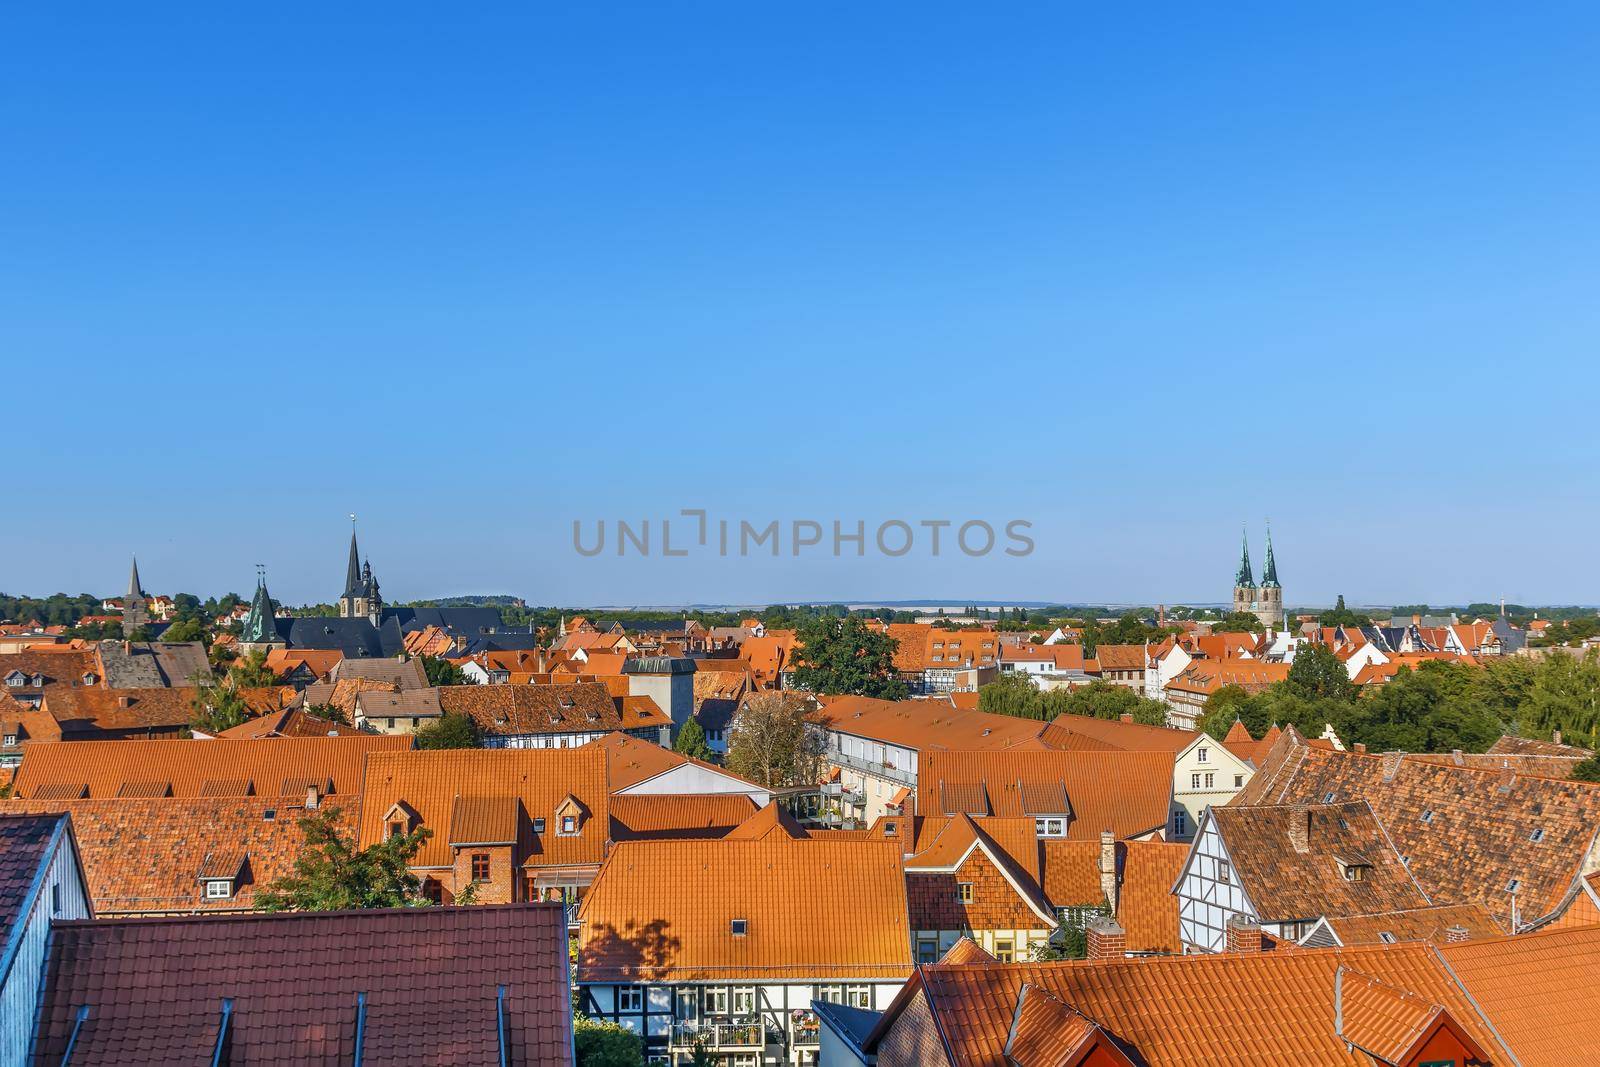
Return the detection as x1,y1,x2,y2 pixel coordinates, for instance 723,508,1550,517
11,734,410,800
916,750,1174,838
578,837,913,982
815,696,1053,752
31,904,575,1065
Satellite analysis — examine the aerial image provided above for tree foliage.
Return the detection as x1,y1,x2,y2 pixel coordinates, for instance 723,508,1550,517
226,648,277,688
414,710,483,749
726,693,824,788
790,616,907,698
978,674,1168,725
256,806,431,911
573,1014,645,1067
420,654,468,686
1285,644,1358,703
189,681,251,735
673,718,714,761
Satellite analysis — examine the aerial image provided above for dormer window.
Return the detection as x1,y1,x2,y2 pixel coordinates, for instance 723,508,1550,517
1342,863,1369,882
1323,792,1337,804
1506,878,1521,893
1197,747,1209,763
560,815,576,835
882,820,898,838
387,821,405,840
2,734,15,748
205,879,234,900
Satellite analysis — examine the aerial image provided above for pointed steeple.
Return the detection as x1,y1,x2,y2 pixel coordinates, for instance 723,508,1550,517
1234,526,1255,588
1261,521,1280,588
344,526,362,599
241,566,278,646
127,555,145,600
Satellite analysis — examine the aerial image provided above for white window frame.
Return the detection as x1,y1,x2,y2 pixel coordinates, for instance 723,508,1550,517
618,985,645,1012
205,879,233,899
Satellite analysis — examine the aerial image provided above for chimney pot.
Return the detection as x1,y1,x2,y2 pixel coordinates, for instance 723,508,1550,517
1225,914,1263,953
1287,803,1311,853
1085,917,1126,962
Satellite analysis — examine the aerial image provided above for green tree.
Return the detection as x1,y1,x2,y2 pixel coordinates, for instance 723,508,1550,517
1571,757,1600,783
227,648,277,687
420,654,468,687
1285,644,1358,703
1213,612,1264,634
573,1014,644,1067
673,718,714,761
189,682,251,735
256,806,432,911
160,618,208,644
726,692,824,788
790,616,908,699
414,710,483,749
1518,650,1600,743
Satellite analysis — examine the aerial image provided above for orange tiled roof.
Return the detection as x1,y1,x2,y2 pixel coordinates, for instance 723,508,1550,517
592,731,763,793
11,734,408,800
357,747,609,872
44,686,292,737
1238,728,1600,927
436,682,669,737
1039,715,1199,753
917,750,1173,838
1437,924,1600,1063
215,706,364,739
6,795,355,915
814,696,1053,753
877,938,1514,1066
1165,658,1289,696
609,794,759,841
1039,838,1188,954
577,837,913,982
1315,903,1505,946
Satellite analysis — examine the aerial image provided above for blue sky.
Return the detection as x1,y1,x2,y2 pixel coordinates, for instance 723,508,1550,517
3,3,1598,608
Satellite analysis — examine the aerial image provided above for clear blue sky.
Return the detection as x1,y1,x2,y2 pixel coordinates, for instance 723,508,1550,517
4,3,1598,609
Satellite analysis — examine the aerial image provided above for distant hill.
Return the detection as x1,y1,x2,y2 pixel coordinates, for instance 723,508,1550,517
400,595,525,608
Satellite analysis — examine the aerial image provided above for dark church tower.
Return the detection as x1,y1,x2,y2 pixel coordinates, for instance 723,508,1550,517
337,527,383,626
121,556,150,637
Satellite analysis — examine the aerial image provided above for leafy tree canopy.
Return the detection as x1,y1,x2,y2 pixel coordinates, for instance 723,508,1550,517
414,710,483,750
256,806,431,911
673,718,714,761
790,616,907,699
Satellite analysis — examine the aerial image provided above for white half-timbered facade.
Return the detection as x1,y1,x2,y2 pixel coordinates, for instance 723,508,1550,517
1173,809,1256,953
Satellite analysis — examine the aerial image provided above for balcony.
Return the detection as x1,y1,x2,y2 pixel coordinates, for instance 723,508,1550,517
669,1020,767,1050
825,749,915,788
791,1012,820,1046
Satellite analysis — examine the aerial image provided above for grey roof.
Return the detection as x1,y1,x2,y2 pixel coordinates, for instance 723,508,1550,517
328,657,429,690
344,531,363,598
274,616,404,658
384,606,505,636
457,633,545,654
811,1000,882,1054
95,641,211,688
622,656,697,675
1491,619,1528,654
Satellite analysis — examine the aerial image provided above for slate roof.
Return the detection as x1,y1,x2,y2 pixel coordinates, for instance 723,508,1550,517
382,606,505,636
916,750,1174,838
94,640,212,688
1236,728,1600,926
0,812,70,950
11,735,409,800
577,837,913,982
274,615,405,658
30,903,575,1065
6,797,354,915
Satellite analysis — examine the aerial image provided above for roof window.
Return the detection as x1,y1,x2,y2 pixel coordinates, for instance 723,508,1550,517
730,918,748,936
1506,878,1521,893
1529,827,1545,843
1420,810,1434,824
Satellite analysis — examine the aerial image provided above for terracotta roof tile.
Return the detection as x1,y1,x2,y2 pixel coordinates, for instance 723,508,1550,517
578,837,912,982
1438,924,1600,1063
815,696,1053,752
609,794,759,840
917,750,1173,839
30,904,575,1065
12,735,408,800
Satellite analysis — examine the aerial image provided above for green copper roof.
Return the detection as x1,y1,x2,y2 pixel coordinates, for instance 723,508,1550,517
240,573,277,645
1234,527,1255,588
1261,523,1280,588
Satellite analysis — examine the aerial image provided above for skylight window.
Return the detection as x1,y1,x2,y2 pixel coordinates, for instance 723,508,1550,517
730,918,748,936
1506,878,1521,893
1378,932,1397,944
1420,810,1434,824
1529,828,1545,843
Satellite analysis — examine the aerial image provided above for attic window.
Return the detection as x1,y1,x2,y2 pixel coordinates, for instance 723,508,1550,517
1342,863,1369,882
1378,931,1397,944
882,820,898,838
2,734,15,748
1506,878,1521,893
1529,828,1545,843
1322,792,1337,804
387,821,405,840
730,918,748,936
204,879,234,900
1420,809,1434,824
560,815,577,835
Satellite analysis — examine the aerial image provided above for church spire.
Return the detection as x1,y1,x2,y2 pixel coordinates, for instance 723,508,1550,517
241,566,278,646
345,521,362,599
127,555,145,600
1234,526,1255,588
1261,521,1280,588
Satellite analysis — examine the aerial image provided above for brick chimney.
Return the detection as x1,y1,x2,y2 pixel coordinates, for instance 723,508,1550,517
1353,742,1366,754
1225,914,1262,954
1085,917,1125,962
1098,830,1118,915
1444,924,1470,944
1287,803,1311,853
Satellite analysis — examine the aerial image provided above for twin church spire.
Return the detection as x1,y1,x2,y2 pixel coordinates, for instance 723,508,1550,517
1232,523,1284,630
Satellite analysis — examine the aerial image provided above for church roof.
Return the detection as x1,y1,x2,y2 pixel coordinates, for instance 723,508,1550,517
1234,527,1255,588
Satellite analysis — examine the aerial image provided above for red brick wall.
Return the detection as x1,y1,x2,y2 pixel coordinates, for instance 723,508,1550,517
908,850,1040,931
446,844,516,904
